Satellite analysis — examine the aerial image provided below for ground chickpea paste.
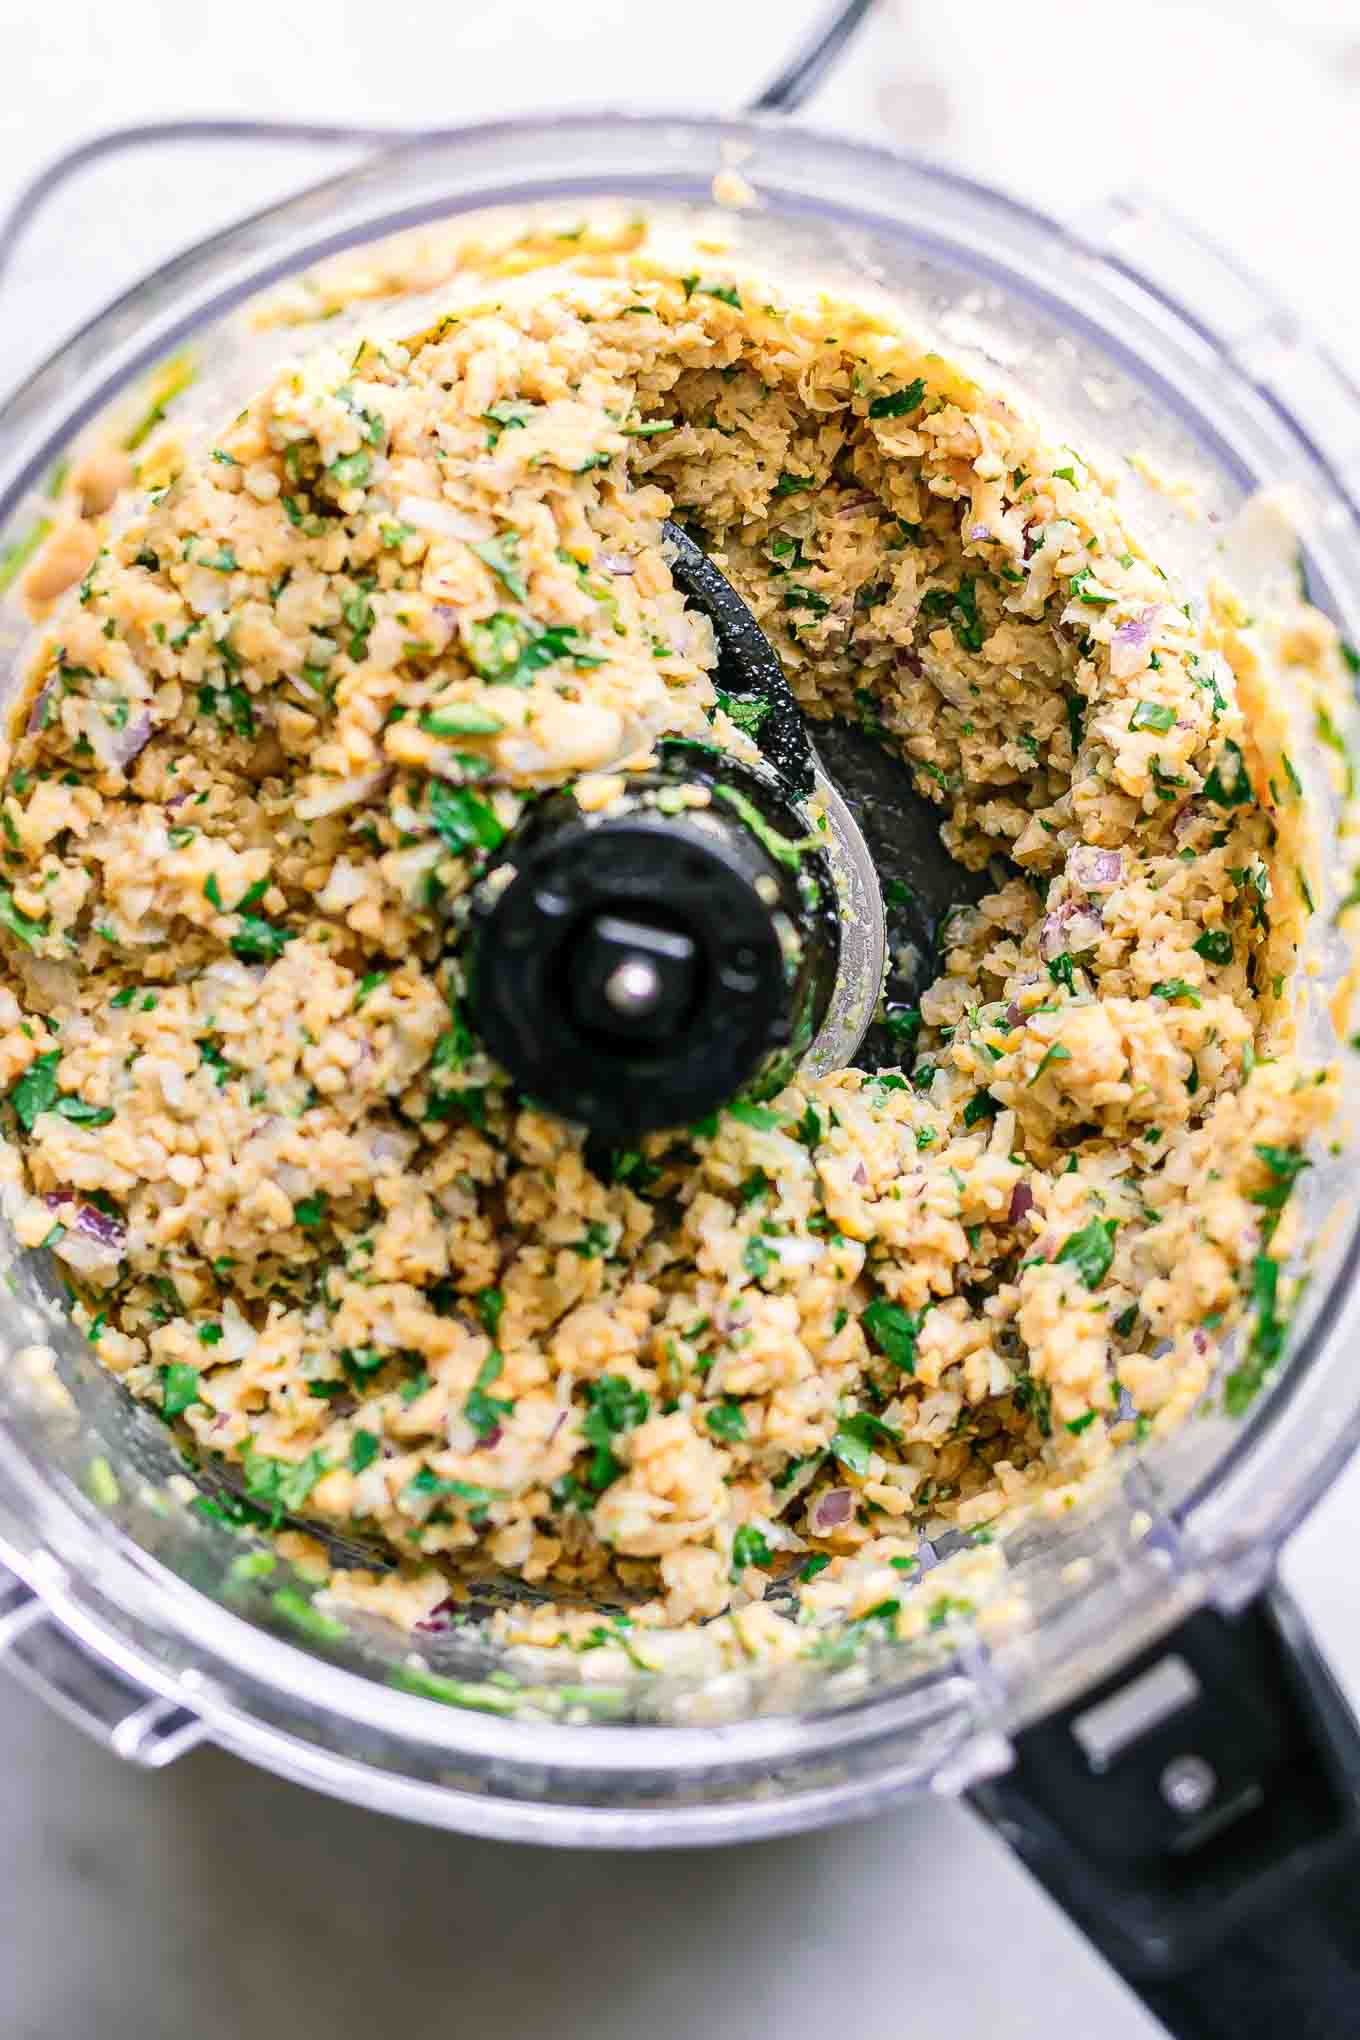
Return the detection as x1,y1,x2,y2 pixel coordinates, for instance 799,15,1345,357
0,220,1348,1669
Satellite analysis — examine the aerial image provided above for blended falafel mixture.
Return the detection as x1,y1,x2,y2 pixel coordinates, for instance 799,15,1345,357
0,222,1341,1658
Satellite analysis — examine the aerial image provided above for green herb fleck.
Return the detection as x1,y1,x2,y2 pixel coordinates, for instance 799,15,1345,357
861,1297,920,1375
349,1430,380,1474
730,1524,771,1579
1055,1216,1117,1289
1193,928,1233,965
581,1374,650,1489
705,1399,748,1444
868,377,927,419
9,1050,60,1130
832,1410,899,1476
1030,1042,1072,1086
161,1362,201,1418
1203,740,1252,808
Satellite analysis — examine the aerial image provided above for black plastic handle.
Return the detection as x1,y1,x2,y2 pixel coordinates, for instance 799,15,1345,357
970,1584,1360,2039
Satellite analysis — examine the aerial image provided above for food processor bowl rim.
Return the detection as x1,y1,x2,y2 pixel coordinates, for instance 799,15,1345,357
1,106,1359,1808
3,105,1351,527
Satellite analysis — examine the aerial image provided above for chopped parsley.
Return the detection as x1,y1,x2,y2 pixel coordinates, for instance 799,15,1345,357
714,687,772,739
240,1444,327,1526
868,377,926,419
9,1051,60,1130
428,780,505,857
230,914,294,965
0,890,50,950
402,1468,501,1520
54,1096,114,1127
1151,978,1202,1006
729,1100,783,1131
349,1430,380,1474
742,1233,778,1283
1054,1216,1117,1290
1193,928,1233,965
419,702,504,736
1030,1042,1072,1086
160,1363,202,1418
713,784,816,868
705,1399,748,1444
832,1410,899,1476
1203,740,1252,808
861,1297,921,1375
730,1524,771,1579
464,1348,513,1440
581,1374,650,1489
1225,1251,1288,1417
465,613,605,685
472,532,528,602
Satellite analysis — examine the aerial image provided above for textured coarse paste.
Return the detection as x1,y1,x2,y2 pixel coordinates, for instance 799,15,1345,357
0,221,1345,1666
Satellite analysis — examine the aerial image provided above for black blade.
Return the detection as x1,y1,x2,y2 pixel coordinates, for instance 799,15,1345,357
663,518,814,796
809,719,989,1063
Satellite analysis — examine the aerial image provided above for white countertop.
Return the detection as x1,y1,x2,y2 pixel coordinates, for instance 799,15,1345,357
1,3,1358,2034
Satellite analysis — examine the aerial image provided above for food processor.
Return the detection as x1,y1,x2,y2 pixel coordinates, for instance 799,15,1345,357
2,7,1360,2034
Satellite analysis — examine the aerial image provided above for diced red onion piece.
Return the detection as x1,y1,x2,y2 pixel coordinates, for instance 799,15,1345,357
1109,608,1162,678
1009,1182,1035,1225
85,705,151,774
77,1203,126,1249
53,1206,125,1274
1114,606,1159,647
113,711,152,769
1039,910,1069,963
598,551,636,576
43,1193,125,1253
810,1487,854,1533
1067,846,1123,891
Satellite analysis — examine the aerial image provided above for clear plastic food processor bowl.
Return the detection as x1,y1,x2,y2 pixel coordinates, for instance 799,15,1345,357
1,114,1359,1844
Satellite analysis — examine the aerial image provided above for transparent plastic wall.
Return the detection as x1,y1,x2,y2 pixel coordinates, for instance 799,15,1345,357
0,117,1357,1839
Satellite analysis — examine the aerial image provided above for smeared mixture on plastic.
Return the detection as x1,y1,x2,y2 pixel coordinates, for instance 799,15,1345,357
0,224,1345,1664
